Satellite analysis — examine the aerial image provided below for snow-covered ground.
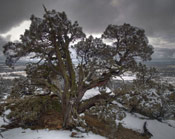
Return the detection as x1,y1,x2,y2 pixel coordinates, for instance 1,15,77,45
161,76,175,84
0,71,26,76
1,128,105,139
0,110,105,139
0,71,26,79
1,105,175,139
81,74,175,139
1,71,175,139
148,120,175,139
116,111,175,139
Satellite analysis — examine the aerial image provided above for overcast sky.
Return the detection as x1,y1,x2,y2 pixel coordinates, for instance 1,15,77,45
0,0,174,60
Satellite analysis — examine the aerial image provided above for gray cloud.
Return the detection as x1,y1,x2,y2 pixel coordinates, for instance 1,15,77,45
114,0,175,43
152,47,175,60
0,0,56,33
0,36,9,61
0,36,8,51
0,0,118,33
65,0,120,33
0,0,174,48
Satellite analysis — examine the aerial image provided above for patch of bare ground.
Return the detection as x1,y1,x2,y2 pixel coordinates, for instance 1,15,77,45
116,125,149,139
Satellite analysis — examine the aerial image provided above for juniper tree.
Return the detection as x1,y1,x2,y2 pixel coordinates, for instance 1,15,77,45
3,7,153,128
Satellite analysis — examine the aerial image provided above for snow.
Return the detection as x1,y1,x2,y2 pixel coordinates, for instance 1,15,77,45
0,115,105,139
0,110,11,126
1,95,175,139
105,87,111,93
1,71,175,139
1,128,105,139
116,112,146,133
148,120,175,139
0,71,26,79
0,71,26,76
112,101,125,108
81,87,100,100
2,76,20,80
0,112,105,139
81,87,112,101
113,74,136,81
0,105,104,139
0,116,6,126
166,120,175,128
116,111,175,139
4,109,11,115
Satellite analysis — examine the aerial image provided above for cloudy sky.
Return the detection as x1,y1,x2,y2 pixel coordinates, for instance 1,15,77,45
0,0,174,60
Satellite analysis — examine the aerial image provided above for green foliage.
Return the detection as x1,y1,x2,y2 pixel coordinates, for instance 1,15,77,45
6,96,61,128
3,8,153,97
2,7,154,128
10,77,34,98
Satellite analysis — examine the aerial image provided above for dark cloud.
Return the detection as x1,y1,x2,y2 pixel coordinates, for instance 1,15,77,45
0,36,8,52
0,0,58,33
113,0,175,43
0,36,9,61
0,0,174,47
65,0,120,33
0,0,118,33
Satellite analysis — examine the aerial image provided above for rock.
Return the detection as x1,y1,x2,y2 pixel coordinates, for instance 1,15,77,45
143,121,153,137
70,132,84,138
70,132,77,137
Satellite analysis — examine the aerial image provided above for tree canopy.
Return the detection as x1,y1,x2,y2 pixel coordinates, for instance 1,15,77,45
3,7,153,128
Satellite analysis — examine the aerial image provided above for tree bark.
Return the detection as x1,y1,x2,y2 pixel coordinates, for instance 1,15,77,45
61,91,114,129
62,96,78,129
62,103,73,129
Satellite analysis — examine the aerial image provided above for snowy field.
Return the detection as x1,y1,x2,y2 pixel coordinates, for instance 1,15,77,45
0,71,26,79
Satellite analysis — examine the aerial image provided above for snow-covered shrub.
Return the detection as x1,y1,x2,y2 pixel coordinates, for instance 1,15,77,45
114,81,175,119
86,102,119,121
